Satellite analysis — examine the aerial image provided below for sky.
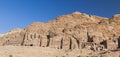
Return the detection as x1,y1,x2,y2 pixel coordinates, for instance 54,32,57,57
0,0,120,34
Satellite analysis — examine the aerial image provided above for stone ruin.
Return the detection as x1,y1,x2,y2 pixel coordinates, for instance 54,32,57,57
0,12,120,56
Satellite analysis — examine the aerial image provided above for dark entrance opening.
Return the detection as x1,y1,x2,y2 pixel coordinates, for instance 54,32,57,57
30,44,33,46
87,32,93,42
47,35,50,47
100,40,107,48
118,37,120,48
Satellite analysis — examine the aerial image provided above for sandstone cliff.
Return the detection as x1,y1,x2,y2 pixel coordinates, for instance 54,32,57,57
0,28,25,46
0,12,120,57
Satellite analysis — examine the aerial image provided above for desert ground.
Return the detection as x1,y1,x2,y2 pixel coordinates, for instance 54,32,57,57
0,46,99,57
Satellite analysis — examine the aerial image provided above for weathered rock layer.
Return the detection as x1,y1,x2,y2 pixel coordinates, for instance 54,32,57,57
0,12,120,55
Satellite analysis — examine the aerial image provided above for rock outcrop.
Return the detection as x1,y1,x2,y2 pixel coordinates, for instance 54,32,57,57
0,12,120,57
0,28,25,46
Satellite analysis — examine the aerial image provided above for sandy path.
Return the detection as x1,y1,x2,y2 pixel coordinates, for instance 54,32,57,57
0,46,62,57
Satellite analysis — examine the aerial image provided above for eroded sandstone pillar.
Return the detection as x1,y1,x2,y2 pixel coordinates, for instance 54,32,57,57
62,36,70,50
49,36,62,49
41,36,48,47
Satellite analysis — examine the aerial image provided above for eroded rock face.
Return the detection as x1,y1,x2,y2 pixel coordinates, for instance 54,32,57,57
0,28,25,46
0,12,120,56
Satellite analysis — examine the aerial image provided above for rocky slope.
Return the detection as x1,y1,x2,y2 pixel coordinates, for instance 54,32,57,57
0,12,120,57
0,28,25,46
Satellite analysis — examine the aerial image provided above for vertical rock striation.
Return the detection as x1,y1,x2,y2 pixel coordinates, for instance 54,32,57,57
0,12,120,52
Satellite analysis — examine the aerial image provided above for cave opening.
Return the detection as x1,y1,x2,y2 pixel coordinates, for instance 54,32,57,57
60,38,63,49
118,37,120,48
87,32,93,42
100,40,107,48
46,35,50,47
69,38,72,49
30,44,33,46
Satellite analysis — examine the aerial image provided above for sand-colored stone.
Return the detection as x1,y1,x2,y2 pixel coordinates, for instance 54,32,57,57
0,12,120,57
